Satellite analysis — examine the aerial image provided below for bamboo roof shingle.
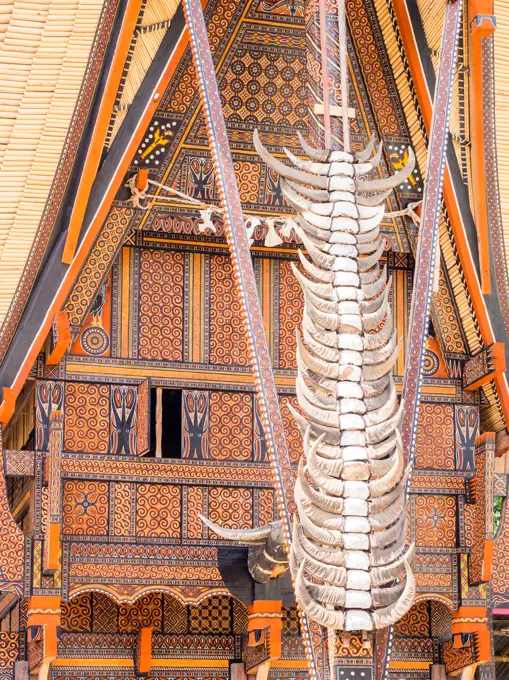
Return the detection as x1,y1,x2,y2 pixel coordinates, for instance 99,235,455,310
0,0,104,325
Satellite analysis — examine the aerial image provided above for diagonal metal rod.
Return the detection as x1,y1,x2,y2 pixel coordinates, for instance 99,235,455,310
382,0,463,676
181,0,320,677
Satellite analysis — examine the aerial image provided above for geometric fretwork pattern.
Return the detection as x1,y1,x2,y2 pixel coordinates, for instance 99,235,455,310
282,603,300,636
163,594,188,634
189,595,231,634
94,592,118,633
232,598,248,635
430,601,452,640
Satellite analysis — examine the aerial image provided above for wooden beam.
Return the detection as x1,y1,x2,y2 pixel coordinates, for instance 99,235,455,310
61,0,145,264
46,312,71,366
468,0,496,293
180,1,319,677
391,0,509,427
400,1,463,465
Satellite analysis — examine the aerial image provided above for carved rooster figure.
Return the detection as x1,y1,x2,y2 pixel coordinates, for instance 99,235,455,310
253,129,416,633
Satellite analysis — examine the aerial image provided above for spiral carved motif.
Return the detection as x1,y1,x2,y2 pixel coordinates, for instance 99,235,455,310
139,249,184,361
136,484,181,538
209,391,252,460
208,487,251,534
209,255,249,365
64,383,109,454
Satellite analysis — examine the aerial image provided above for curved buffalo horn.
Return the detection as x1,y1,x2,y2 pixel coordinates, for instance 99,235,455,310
357,147,416,194
355,135,375,162
284,147,330,175
281,179,313,211
372,560,415,628
295,562,345,629
199,515,271,544
287,179,329,202
297,130,330,162
356,188,393,206
254,129,329,188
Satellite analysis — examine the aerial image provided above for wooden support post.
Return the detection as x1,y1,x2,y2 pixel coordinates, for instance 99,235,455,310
381,4,464,679
231,663,248,680
135,627,152,676
155,387,163,458
430,665,446,680
44,411,63,574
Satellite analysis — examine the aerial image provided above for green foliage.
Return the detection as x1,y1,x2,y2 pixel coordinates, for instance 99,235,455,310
494,495,504,536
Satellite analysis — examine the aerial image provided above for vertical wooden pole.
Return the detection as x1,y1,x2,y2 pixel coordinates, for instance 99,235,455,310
155,387,162,458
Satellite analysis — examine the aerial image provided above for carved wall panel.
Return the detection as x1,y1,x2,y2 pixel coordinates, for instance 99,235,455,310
138,249,184,360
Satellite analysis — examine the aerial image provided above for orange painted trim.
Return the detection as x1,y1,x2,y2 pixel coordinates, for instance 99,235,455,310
46,311,71,365
469,26,490,292
0,20,192,428
0,387,16,428
136,168,149,191
390,0,509,426
482,538,494,581
62,0,145,264
47,523,61,573
137,627,152,674
469,0,494,14
27,596,61,627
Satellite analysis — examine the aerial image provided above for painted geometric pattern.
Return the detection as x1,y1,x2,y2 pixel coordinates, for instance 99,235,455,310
430,601,452,640
189,595,231,634
163,593,188,634
61,593,93,631
232,598,248,635
136,484,181,537
62,481,109,536
64,382,109,453
279,394,301,464
138,249,184,360
414,403,454,470
208,487,252,536
278,259,303,369
119,593,163,632
209,255,249,365
0,632,18,674
393,601,429,637
282,603,300,636
414,496,456,547
208,391,252,460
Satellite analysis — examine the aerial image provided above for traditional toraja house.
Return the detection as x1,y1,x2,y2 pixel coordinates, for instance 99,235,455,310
1,0,509,678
